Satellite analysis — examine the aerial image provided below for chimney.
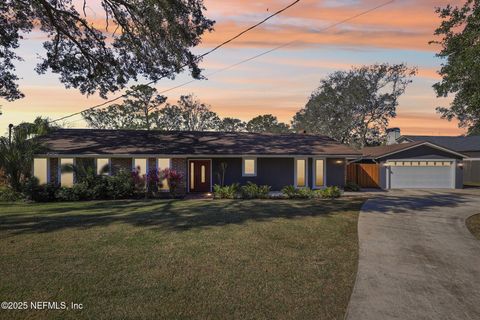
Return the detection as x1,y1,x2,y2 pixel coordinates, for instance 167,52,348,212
386,127,400,145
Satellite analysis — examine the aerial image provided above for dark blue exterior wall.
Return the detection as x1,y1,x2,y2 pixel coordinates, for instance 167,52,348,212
211,157,347,190
212,157,294,191
326,158,346,187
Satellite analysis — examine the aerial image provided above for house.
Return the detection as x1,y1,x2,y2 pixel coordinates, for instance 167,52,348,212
357,141,465,189
32,129,361,193
386,128,480,186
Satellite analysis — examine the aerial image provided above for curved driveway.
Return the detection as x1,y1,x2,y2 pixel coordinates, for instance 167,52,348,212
346,190,480,320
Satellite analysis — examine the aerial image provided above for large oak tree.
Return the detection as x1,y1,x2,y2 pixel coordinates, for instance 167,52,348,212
292,64,417,147
0,0,214,101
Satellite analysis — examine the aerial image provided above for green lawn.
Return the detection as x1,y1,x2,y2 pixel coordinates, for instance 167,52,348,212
0,199,363,320
466,213,480,240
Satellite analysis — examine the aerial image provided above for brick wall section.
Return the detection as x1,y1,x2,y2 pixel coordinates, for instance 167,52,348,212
49,158,59,185
111,158,132,175
171,158,187,194
148,158,156,172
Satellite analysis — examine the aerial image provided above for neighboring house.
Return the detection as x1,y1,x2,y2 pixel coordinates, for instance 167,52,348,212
386,128,480,186
347,140,466,189
32,129,361,193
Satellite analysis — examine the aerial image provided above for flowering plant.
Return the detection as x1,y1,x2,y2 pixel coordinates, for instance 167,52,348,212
160,168,184,196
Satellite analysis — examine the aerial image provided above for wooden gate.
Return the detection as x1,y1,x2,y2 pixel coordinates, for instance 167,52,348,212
347,163,380,188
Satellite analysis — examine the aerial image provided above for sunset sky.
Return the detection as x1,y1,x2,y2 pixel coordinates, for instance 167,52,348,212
0,0,467,136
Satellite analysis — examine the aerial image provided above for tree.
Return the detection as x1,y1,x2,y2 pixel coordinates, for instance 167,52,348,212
246,114,290,133
431,1,480,133
177,94,220,131
292,64,417,147
152,104,183,131
82,85,167,130
0,117,54,191
0,0,214,101
218,117,246,132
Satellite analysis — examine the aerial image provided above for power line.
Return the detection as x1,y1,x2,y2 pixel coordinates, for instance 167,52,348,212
49,0,301,124
54,0,395,125
151,0,396,95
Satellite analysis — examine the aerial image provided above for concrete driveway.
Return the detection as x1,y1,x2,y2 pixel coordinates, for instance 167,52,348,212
346,189,480,320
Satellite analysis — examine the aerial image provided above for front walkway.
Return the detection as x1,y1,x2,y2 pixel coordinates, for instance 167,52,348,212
346,189,480,320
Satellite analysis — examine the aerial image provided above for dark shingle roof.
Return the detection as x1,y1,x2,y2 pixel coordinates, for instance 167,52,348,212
35,129,361,156
362,141,425,158
398,135,480,153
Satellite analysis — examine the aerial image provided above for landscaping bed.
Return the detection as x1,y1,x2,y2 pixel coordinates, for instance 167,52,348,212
0,198,363,320
466,213,480,240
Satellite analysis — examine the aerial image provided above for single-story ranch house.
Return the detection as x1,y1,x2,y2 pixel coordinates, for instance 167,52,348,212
32,129,361,193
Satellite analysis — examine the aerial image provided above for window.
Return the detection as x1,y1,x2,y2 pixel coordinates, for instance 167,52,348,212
60,158,74,187
201,165,206,183
33,158,48,185
314,159,324,187
96,158,110,175
158,158,171,191
242,158,256,176
295,158,307,187
133,158,147,176
190,162,195,190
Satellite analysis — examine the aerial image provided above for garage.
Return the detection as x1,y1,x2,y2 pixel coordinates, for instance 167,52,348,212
359,141,466,190
387,160,454,189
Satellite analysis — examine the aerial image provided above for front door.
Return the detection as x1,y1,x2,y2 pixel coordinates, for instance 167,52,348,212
189,160,211,192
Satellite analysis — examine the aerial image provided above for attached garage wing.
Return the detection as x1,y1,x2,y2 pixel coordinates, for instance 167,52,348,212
387,161,454,189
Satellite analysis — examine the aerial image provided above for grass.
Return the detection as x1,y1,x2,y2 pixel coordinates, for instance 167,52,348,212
0,198,363,320
466,213,480,240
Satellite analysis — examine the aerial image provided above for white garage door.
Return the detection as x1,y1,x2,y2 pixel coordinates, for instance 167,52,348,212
388,160,454,189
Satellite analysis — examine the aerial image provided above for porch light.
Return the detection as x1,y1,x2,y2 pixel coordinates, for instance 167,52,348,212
335,160,343,164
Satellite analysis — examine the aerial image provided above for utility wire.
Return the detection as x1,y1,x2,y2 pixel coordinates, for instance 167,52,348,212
52,0,395,125
49,0,301,124
157,0,395,95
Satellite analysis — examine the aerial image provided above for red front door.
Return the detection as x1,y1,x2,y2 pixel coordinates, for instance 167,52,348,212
189,160,211,192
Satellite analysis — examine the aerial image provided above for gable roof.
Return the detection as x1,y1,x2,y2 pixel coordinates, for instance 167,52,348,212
35,129,361,156
362,141,467,159
397,135,480,153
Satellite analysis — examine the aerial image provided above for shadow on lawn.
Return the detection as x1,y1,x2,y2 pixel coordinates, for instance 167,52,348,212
363,191,473,214
0,199,363,236
0,191,471,236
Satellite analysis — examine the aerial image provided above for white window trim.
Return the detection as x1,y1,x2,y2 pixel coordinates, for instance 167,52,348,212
242,157,257,177
312,157,327,189
294,157,308,188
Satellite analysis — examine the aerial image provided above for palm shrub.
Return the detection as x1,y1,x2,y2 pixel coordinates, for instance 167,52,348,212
213,183,239,199
319,186,342,199
240,182,271,199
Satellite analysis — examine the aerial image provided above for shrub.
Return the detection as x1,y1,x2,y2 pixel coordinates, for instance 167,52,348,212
0,186,23,202
281,185,314,199
22,177,58,202
344,181,360,192
55,187,79,201
319,186,342,199
281,185,297,198
213,183,239,199
106,170,135,199
240,182,271,199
